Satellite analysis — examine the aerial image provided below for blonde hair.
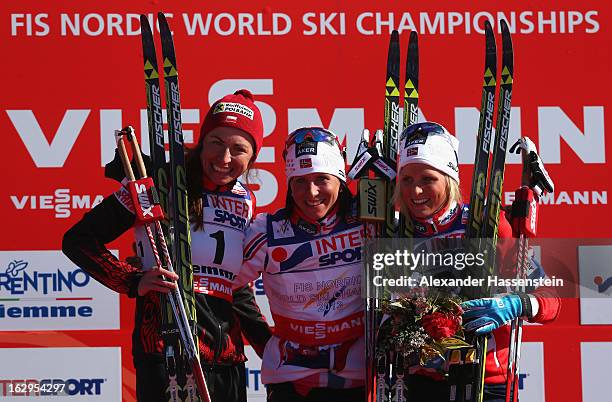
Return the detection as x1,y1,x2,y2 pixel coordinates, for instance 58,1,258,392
393,174,463,219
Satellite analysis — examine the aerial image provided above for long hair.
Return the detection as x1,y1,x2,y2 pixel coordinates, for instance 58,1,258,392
186,142,206,230
393,175,463,219
285,179,354,222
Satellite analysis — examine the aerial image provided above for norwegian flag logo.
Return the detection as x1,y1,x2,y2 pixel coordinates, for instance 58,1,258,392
300,158,312,168
406,147,418,156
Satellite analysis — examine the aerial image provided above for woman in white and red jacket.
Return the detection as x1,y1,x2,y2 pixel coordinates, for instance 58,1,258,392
393,121,560,401
236,127,365,402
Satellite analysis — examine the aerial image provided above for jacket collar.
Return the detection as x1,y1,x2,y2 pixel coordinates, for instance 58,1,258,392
290,204,340,236
411,201,462,235
201,173,235,193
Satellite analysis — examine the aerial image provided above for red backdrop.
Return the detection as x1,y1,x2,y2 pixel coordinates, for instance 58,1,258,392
1,1,610,401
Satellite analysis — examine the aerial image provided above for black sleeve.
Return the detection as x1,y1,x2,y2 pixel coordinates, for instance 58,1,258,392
62,195,143,297
232,284,272,358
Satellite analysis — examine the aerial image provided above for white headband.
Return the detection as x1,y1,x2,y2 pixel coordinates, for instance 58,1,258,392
284,128,346,183
398,122,460,183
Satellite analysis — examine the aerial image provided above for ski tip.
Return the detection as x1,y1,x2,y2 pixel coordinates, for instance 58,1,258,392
391,30,399,41
157,12,171,37
140,14,152,32
409,30,418,42
500,19,512,45
500,19,509,33
499,18,513,55
484,21,496,55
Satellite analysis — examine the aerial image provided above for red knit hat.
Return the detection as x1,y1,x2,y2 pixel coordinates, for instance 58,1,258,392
199,89,264,153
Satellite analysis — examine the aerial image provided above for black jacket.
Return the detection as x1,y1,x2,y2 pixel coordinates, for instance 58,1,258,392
62,193,271,365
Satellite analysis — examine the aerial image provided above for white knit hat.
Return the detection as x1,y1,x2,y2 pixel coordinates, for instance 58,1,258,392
284,127,346,182
398,122,460,183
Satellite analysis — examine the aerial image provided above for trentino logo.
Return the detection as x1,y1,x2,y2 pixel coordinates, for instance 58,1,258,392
0,259,93,319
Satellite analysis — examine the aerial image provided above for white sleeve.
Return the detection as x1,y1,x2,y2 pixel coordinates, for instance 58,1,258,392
234,212,269,289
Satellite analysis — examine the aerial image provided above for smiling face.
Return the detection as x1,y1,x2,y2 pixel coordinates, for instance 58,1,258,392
289,173,342,221
398,163,449,219
200,127,255,186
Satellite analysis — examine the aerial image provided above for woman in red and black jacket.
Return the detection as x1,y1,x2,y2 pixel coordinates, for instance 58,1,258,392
63,90,271,402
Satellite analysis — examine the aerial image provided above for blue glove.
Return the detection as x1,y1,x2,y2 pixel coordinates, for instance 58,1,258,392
461,294,523,335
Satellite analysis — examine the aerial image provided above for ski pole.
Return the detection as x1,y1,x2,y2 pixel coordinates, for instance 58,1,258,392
505,137,554,402
115,127,211,402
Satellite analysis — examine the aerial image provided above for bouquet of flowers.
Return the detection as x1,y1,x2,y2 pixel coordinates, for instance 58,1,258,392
377,292,470,365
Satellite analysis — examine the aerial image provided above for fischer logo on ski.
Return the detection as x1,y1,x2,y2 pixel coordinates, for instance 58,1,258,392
139,13,210,402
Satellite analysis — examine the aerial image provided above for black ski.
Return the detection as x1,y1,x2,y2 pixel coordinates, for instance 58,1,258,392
389,30,419,402
483,20,513,241
158,12,207,402
446,21,497,402
383,30,401,240
357,29,418,402
140,15,185,402
140,13,210,402
373,31,401,402
464,20,514,402
157,13,197,335
403,30,419,131
476,20,513,402
399,30,419,239
466,21,497,240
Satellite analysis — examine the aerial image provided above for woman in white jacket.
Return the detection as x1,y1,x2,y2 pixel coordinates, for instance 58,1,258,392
236,127,365,402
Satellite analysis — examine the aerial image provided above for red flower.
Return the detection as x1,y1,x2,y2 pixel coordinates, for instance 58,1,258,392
420,311,462,340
